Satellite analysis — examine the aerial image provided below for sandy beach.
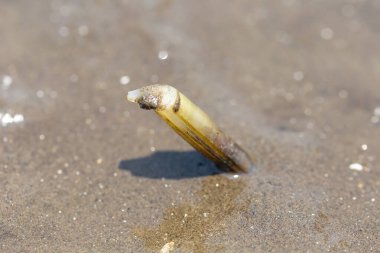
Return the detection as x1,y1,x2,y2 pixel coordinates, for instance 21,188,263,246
1,1,379,252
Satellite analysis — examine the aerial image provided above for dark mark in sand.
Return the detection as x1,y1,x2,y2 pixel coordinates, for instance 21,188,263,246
134,175,250,252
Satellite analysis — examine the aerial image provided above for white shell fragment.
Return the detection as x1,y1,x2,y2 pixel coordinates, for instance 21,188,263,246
160,241,175,253
349,163,363,171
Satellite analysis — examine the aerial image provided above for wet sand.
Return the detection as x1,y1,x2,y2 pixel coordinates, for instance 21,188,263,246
1,1,379,252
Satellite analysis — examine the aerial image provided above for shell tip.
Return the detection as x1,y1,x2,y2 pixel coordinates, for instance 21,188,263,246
126,89,141,103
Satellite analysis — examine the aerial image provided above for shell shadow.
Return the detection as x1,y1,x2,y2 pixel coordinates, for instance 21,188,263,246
118,151,221,179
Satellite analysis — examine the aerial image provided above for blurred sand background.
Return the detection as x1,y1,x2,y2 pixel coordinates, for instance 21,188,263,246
1,0,380,252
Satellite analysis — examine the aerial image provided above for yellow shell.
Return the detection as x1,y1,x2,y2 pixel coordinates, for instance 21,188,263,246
127,84,254,173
